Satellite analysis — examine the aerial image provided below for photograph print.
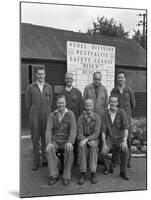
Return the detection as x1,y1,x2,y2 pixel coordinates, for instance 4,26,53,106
20,1,147,198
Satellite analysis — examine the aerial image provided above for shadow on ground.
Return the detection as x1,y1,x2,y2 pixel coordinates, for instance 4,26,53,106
20,139,147,198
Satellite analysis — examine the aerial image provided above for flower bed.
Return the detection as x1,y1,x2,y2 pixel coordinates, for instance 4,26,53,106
131,117,147,154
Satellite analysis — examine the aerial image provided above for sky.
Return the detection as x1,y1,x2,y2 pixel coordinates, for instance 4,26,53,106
21,2,146,38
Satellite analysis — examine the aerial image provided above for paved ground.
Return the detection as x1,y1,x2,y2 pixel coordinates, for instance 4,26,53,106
20,138,147,198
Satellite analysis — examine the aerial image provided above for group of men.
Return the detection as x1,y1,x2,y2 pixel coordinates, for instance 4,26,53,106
25,66,135,186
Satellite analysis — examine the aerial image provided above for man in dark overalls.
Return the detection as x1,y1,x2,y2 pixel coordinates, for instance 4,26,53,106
101,94,130,180
61,72,84,165
25,66,53,170
111,71,136,168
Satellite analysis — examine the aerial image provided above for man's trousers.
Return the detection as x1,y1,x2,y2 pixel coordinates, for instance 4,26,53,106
78,140,98,173
30,115,47,165
46,141,74,180
102,141,129,173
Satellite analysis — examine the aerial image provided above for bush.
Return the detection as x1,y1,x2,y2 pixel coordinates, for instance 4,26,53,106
131,117,147,145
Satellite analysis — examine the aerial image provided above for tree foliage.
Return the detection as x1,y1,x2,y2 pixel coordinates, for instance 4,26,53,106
87,16,129,39
132,29,146,49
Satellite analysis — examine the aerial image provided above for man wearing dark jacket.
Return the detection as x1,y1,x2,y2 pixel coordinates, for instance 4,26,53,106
45,95,77,186
101,95,130,180
61,72,84,165
111,71,136,168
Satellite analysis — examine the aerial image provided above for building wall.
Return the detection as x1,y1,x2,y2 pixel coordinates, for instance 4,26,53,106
21,60,147,129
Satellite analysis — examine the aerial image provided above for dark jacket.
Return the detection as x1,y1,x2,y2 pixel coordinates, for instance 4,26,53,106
61,87,84,120
102,108,129,143
77,112,101,142
45,109,77,145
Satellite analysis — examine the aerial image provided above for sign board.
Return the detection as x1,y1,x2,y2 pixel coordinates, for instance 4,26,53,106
67,41,116,95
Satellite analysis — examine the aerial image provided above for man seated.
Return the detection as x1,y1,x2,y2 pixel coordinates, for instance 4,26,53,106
101,94,130,180
45,95,77,186
77,98,101,185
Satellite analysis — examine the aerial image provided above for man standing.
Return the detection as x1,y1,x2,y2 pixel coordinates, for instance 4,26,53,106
101,95,130,180
61,72,84,165
83,72,108,120
111,71,136,168
25,66,53,170
77,99,101,185
45,95,77,186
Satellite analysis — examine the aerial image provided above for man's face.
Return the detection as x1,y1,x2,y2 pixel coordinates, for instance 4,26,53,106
117,73,126,86
93,73,102,87
85,99,94,115
36,69,45,83
57,97,66,112
65,74,73,87
109,97,118,111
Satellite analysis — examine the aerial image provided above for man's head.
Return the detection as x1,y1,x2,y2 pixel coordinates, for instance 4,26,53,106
65,72,74,88
93,72,102,87
85,98,94,115
109,95,119,112
56,95,66,112
35,66,45,83
117,71,126,86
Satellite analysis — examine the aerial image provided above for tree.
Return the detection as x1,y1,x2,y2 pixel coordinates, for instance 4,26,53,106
132,29,146,50
87,16,129,39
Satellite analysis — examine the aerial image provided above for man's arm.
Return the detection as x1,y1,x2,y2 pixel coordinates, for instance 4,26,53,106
77,115,85,141
67,111,77,144
101,115,109,154
25,85,32,111
83,86,88,101
104,87,108,110
49,85,53,110
120,109,129,151
129,87,136,113
78,91,84,115
45,113,54,146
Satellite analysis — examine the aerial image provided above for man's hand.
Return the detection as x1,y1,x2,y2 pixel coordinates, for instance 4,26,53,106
102,144,109,155
46,143,54,152
79,138,88,147
64,142,73,151
120,140,128,152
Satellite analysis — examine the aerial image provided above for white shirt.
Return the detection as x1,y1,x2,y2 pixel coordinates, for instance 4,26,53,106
109,110,117,123
66,86,73,92
55,108,69,122
37,81,44,93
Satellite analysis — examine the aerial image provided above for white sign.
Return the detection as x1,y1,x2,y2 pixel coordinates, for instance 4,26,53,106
67,41,116,95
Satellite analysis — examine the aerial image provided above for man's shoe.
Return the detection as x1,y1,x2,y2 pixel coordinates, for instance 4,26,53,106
120,172,130,181
32,163,39,171
78,172,86,185
62,178,70,186
127,162,132,168
42,161,48,167
91,173,97,184
103,170,109,175
48,177,59,185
